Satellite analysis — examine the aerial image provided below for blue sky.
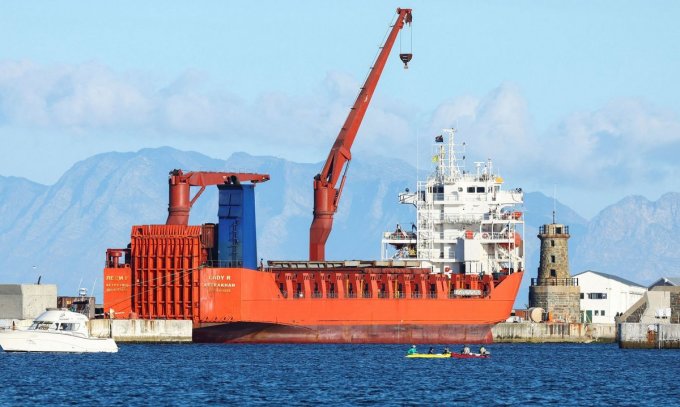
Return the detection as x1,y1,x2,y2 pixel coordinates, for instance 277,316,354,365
1,1,679,217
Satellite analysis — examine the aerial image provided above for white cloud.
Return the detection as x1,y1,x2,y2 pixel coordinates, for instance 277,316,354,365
2,60,678,200
0,61,153,129
0,60,419,164
425,84,680,194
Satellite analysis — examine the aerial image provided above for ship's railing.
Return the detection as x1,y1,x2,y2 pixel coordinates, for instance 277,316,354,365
439,214,479,225
203,260,245,268
431,194,493,203
531,278,579,286
277,289,491,299
539,225,570,235
479,232,517,241
383,231,416,240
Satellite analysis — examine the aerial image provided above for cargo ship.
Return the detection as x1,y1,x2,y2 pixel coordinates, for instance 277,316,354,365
102,8,524,343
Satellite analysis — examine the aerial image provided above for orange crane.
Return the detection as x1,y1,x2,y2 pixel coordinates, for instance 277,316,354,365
166,169,270,225
309,8,412,261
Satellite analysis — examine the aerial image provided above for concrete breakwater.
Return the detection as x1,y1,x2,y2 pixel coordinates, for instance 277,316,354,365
492,322,616,343
95,320,616,344
618,323,680,349
89,319,192,343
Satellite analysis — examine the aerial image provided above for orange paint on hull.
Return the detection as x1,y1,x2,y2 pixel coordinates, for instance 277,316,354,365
103,225,524,343
192,267,522,343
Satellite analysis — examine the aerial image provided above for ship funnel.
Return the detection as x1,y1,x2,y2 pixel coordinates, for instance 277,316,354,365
217,184,257,269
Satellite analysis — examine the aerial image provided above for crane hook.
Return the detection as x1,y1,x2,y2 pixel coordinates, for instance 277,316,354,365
399,53,413,69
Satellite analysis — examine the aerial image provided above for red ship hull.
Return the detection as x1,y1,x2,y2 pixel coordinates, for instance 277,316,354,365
104,225,523,344
193,321,496,344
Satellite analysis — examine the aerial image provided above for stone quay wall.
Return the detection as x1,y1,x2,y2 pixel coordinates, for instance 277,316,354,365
493,322,615,343
90,319,192,343
529,285,581,323
618,323,680,349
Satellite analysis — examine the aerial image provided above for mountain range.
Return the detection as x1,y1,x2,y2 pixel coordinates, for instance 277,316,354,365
1,147,678,308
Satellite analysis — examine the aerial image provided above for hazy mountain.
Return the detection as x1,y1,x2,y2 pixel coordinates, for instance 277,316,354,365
571,193,680,283
0,148,677,307
0,148,414,297
0,176,47,234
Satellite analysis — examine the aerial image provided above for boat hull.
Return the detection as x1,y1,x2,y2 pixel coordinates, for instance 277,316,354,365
450,352,489,359
0,331,118,353
193,321,495,344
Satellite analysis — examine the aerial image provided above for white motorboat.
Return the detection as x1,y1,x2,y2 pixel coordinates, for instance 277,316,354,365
0,308,118,353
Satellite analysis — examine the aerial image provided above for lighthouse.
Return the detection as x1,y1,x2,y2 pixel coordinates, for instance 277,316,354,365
529,223,580,323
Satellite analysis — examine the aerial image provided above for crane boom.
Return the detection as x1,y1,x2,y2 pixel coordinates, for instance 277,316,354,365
310,8,412,261
166,169,270,225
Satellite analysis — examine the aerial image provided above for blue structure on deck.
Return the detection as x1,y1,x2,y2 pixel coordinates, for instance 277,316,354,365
217,183,257,269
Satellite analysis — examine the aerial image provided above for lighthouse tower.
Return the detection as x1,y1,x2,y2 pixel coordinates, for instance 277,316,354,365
529,222,580,323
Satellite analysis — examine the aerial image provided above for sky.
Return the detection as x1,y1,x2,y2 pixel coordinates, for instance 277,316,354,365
1,1,679,218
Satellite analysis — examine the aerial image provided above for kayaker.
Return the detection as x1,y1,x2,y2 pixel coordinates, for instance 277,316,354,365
427,347,434,354
479,346,489,356
442,347,450,354
407,345,417,355
461,345,471,354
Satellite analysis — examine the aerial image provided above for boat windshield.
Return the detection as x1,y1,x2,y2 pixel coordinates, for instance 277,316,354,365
28,322,80,331
29,321,55,330
56,323,79,331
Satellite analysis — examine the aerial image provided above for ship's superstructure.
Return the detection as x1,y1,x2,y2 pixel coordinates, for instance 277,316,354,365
382,129,524,280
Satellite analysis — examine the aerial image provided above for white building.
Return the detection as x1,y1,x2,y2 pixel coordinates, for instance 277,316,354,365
648,276,680,289
573,270,646,324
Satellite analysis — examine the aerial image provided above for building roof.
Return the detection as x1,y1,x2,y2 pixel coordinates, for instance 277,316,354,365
573,270,645,288
648,276,680,288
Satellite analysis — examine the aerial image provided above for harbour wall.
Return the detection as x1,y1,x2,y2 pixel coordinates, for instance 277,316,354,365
89,319,192,343
492,322,616,343
618,323,680,349
0,284,57,320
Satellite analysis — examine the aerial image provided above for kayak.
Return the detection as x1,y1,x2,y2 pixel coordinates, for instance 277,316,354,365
405,353,452,358
450,352,489,359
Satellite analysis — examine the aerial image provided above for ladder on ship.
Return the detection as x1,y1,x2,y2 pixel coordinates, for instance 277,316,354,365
416,179,436,267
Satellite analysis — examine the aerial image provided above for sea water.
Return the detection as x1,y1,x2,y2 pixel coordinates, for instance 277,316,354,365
1,343,678,406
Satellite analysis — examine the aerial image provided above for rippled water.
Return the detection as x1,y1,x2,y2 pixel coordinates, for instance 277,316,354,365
1,343,679,406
